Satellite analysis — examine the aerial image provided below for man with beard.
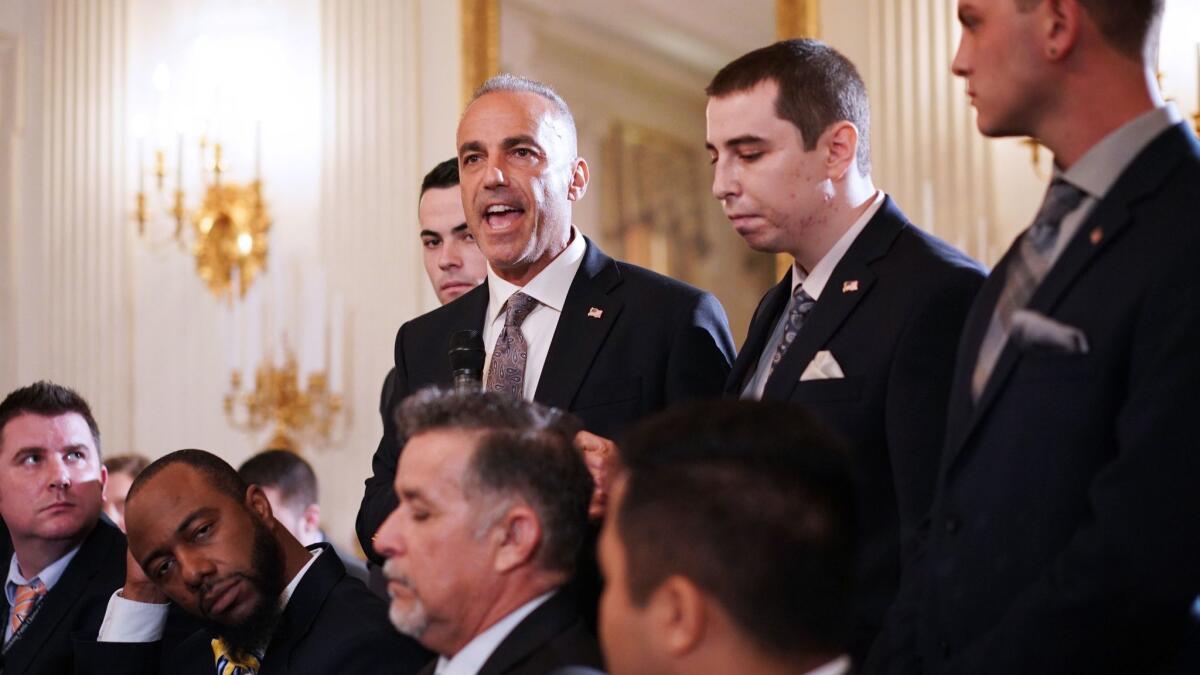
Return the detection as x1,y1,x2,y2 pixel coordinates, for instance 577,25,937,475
76,449,430,674
374,388,603,675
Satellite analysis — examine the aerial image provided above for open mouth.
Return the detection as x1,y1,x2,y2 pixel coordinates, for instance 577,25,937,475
483,204,525,230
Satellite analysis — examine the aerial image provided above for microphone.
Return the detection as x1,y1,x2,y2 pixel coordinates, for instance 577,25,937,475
448,330,486,391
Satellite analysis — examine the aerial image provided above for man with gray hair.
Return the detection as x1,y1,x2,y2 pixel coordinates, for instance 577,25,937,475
374,387,603,675
358,73,736,557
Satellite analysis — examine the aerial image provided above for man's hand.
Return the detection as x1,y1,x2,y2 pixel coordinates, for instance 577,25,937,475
122,547,168,604
574,430,620,521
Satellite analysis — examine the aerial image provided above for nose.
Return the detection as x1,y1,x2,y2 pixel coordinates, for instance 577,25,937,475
47,455,71,490
373,508,407,560
482,157,508,189
438,240,463,271
711,158,739,203
179,548,217,591
951,37,969,78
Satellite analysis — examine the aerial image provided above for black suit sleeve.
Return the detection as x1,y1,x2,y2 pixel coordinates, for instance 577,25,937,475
71,639,164,675
665,290,735,402
356,325,411,563
943,252,1200,673
885,269,983,549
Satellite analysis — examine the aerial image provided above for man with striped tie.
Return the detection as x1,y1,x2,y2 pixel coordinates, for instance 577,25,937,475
0,381,127,674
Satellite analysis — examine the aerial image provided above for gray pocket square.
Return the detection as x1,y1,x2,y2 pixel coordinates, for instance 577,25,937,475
1010,309,1089,355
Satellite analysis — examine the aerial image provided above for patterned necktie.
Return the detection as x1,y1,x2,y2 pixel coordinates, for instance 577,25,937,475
971,178,1086,399
9,579,45,636
486,291,539,398
767,285,817,377
212,637,261,675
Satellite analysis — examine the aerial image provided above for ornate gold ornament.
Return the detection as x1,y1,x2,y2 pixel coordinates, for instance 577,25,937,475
223,346,344,452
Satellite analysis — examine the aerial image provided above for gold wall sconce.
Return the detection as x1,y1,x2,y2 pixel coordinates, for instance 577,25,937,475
223,345,344,452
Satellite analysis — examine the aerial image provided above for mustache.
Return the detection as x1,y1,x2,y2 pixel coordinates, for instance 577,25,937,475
382,560,415,589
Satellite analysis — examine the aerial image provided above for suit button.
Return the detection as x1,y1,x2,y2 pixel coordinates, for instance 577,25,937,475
944,517,961,534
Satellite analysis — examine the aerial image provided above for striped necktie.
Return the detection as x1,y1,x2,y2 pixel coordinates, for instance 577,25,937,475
9,579,46,636
971,178,1086,399
212,637,261,675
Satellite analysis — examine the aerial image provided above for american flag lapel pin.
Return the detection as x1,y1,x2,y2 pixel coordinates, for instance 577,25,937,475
588,307,604,319
1090,227,1103,245
842,280,859,293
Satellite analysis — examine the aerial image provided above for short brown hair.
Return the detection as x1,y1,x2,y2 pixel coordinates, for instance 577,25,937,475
0,381,102,456
707,39,871,176
1015,0,1163,60
105,453,151,477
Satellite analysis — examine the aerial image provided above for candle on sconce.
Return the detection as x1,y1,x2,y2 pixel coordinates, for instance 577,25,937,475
176,133,183,188
138,139,145,193
330,294,344,392
255,121,262,181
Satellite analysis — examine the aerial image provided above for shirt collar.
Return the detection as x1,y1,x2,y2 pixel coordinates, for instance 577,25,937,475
280,547,322,610
804,655,851,675
486,227,587,325
793,190,885,300
6,545,83,604
434,591,555,675
1061,104,1182,199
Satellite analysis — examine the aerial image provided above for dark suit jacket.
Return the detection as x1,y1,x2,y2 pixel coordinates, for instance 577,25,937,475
0,517,125,675
357,238,735,558
417,590,603,675
881,124,1200,673
73,543,432,674
727,197,985,661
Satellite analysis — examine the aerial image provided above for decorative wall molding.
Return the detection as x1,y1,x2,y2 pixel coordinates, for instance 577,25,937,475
0,32,21,391
23,0,133,444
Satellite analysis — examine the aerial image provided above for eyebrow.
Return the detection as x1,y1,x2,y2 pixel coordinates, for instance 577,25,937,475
139,506,214,570
458,135,543,156
451,223,470,234
419,230,441,239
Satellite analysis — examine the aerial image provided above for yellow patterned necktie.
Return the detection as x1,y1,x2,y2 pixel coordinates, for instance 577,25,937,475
9,579,46,636
211,637,261,675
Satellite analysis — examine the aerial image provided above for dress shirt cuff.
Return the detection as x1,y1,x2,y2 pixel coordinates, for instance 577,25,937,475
97,588,170,642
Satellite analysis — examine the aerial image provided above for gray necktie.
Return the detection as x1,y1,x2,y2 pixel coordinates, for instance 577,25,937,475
768,285,817,378
486,292,539,398
971,178,1086,399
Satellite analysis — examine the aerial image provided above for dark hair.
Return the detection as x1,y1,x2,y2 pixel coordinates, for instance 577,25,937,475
397,387,590,573
616,400,858,657
707,39,871,176
420,158,460,197
128,449,249,507
468,429,593,573
1015,0,1163,60
238,449,318,512
0,381,102,455
105,453,151,477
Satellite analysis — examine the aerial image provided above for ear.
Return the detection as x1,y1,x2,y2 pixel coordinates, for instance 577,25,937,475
245,485,275,523
567,157,590,202
492,503,542,574
300,503,322,538
1041,0,1081,62
648,576,707,657
99,464,109,500
821,121,860,181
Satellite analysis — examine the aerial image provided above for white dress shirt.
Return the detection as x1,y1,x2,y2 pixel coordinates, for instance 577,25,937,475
433,591,554,675
97,547,323,644
742,190,886,399
5,546,83,640
805,654,851,675
481,227,588,400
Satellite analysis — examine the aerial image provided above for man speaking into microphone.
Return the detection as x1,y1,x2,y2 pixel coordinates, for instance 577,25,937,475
357,74,734,564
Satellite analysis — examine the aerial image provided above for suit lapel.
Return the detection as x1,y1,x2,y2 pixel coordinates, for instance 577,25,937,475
4,520,122,668
263,544,343,672
534,239,624,411
944,123,1196,467
726,273,792,395
477,591,579,675
761,197,906,400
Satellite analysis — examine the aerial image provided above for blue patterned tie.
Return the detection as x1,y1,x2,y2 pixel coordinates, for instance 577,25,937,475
486,292,539,398
768,285,817,377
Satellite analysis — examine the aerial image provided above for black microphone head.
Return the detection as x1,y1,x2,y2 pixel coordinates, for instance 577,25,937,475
448,329,486,378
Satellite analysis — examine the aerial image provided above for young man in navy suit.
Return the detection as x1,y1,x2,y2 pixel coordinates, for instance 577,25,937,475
707,40,985,663
876,1,1200,672
358,74,735,561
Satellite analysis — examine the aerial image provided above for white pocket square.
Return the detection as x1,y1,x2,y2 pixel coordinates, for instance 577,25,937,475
800,350,845,381
1010,309,1090,355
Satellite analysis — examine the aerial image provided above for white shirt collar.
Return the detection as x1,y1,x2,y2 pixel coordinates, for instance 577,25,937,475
804,655,851,675
6,545,83,604
434,591,555,675
1061,104,1182,199
280,547,322,609
792,190,885,300
486,227,587,324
